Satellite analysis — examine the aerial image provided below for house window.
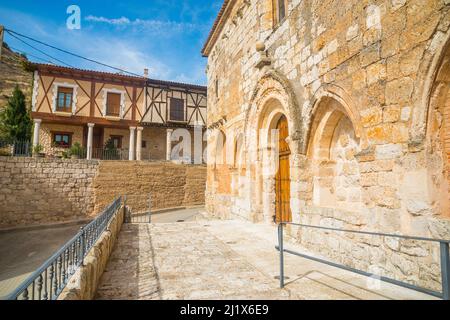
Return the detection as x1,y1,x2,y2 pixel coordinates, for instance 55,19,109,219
106,92,121,117
142,140,147,149
110,135,122,149
169,98,185,122
52,132,72,148
56,87,73,112
273,0,287,26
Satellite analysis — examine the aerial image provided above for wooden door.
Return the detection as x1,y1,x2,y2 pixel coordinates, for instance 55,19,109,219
275,115,292,223
93,127,104,149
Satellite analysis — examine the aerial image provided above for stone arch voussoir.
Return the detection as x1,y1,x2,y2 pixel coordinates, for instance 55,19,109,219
304,84,365,154
411,27,450,146
244,69,302,154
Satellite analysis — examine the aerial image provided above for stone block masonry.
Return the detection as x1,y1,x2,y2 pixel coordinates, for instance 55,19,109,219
203,0,450,293
0,157,206,228
0,157,98,228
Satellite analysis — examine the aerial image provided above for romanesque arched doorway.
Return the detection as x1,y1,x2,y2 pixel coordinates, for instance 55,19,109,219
275,115,292,223
244,71,301,223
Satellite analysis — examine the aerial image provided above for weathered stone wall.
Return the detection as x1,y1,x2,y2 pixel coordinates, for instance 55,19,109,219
92,161,206,214
58,205,124,300
205,0,450,291
0,157,98,228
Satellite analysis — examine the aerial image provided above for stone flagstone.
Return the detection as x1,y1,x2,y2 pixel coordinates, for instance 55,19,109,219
95,220,436,300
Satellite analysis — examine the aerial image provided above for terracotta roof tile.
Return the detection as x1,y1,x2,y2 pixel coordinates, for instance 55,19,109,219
32,63,207,91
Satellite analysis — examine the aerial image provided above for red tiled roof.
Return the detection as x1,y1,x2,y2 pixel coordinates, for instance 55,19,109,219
201,0,235,57
31,63,207,91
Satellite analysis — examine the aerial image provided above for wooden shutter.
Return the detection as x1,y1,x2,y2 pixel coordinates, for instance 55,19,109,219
107,93,121,116
57,87,73,111
170,98,185,122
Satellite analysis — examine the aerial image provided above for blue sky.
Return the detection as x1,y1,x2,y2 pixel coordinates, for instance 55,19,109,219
0,0,223,85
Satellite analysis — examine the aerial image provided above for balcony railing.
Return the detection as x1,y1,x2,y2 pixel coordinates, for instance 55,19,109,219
62,148,130,161
92,148,129,160
5,197,122,300
0,140,156,161
0,140,32,157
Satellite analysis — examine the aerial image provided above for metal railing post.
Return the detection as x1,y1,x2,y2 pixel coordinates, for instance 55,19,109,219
124,195,128,223
278,223,285,288
80,226,85,265
440,242,450,300
6,197,121,300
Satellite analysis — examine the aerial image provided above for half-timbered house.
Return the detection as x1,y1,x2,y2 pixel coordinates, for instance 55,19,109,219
30,63,207,161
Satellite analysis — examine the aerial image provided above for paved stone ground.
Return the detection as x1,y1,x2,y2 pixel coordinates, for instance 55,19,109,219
96,219,436,300
0,223,82,298
151,207,202,224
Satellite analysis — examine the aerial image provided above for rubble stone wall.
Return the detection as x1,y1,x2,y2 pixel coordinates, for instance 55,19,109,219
0,157,98,228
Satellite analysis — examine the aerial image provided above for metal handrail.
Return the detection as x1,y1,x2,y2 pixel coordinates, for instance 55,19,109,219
284,221,450,243
5,197,122,300
0,140,32,157
276,221,450,300
123,194,152,224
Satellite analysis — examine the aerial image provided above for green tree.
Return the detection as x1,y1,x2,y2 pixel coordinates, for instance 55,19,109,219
0,85,32,141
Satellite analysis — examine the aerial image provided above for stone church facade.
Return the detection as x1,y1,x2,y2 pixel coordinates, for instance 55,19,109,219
202,0,450,291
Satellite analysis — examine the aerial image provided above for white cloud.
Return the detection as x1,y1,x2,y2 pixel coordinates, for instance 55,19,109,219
85,15,201,33
85,15,131,25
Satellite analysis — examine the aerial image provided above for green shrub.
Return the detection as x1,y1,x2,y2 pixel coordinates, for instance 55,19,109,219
0,86,32,141
33,144,44,154
68,142,84,158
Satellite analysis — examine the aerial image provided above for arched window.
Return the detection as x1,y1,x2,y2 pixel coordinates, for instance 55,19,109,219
273,0,287,26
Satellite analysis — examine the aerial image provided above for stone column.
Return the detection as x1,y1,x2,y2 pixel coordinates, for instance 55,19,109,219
166,129,174,161
129,127,136,161
86,123,95,160
136,127,144,161
32,119,42,147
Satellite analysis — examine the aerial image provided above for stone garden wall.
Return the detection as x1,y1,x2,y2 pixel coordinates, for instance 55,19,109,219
0,157,206,228
0,157,98,228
